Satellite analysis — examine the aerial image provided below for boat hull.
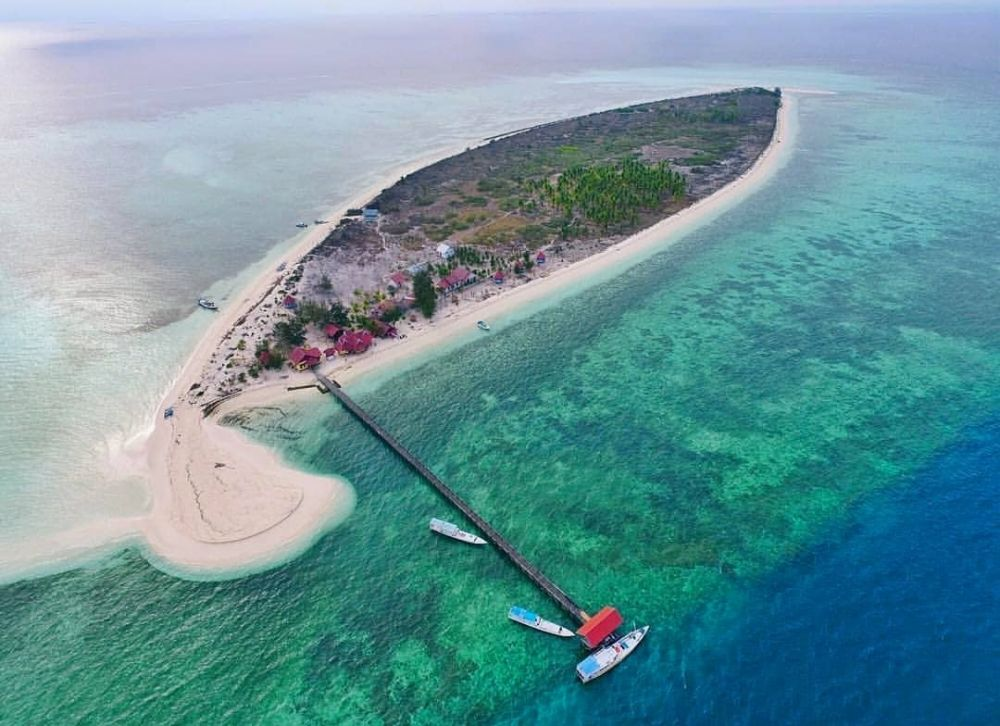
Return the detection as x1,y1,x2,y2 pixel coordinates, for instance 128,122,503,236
429,518,486,545
508,606,574,637
576,626,649,683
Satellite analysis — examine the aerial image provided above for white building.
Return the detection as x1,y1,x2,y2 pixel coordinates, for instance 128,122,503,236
436,242,455,259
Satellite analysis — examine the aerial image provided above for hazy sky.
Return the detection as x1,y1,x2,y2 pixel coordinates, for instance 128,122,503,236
4,0,998,22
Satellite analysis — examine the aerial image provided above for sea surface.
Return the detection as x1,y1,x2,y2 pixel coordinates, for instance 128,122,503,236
0,10,998,724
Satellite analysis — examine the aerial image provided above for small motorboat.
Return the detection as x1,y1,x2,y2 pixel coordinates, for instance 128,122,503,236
314,219,328,225
295,222,308,229
476,320,491,331
276,262,287,272
576,626,650,683
197,297,218,311
429,518,486,545
508,606,574,637
163,406,174,420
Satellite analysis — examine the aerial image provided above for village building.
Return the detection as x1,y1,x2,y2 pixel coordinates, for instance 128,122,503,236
387,271,407,292
362,207,380,224
436,266,476,294
372,299,399,320
436,242,455,259
492,270,506,285
535,251,547,265
282,295,298,310
289,346,321,371
323,347,338,360
323,323,344,340
335,329,374,355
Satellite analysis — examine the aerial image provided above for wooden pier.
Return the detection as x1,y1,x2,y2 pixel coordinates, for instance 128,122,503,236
314,372,587,625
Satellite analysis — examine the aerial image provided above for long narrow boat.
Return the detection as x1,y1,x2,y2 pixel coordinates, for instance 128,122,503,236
576,626,650,683
508,606,574,637
429,518,486,545
197,297,218,311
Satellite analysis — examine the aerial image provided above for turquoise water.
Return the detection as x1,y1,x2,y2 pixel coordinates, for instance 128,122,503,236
2,57,997,722
2,12,999,724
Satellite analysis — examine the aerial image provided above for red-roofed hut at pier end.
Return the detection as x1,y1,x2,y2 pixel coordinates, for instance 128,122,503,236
576,606,623,649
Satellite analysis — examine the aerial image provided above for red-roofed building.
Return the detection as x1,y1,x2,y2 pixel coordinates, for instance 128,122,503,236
492,270,506,285
576,606,623,649
535,251,547,264
373,320,398,338
289,346,321,371
436,266,476,294
257,349,272,367
323,347,338,360
323,323,344,340
373,299,398,320
335,329,374,355
387,271,407,291
283,295,298,309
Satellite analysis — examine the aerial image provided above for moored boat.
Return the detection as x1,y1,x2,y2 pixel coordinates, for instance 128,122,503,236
576,626,649,683
477,320,491,331
197,297,218,310
508,606,574,637
429,518,486,545
295,222,308,228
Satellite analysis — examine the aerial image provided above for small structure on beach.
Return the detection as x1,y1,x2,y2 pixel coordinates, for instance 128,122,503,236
492,270,506,285
283,295,298,310
373,320,398,339
289,346,322,371
576,606,623,649
323,347,338,360
324,323,344,340
436,266,475,294
535,251,547,265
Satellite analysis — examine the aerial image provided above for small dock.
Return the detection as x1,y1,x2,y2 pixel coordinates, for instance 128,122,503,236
314,372,587,625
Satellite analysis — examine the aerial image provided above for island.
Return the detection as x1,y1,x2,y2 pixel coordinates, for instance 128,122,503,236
141,88,790,577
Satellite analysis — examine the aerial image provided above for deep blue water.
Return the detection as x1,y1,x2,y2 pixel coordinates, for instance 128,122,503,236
668,421,998,725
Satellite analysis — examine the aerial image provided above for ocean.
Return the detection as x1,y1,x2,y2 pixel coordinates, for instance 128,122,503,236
0,9,997,724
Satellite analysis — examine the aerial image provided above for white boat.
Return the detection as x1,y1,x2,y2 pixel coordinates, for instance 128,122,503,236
477,320,491,331
508,606,574,637
429,518,486,545
295,222,308,229
197,297,218,311
576,626,649,683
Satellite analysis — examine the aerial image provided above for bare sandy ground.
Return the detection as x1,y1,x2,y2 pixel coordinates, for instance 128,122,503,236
138,92,797,579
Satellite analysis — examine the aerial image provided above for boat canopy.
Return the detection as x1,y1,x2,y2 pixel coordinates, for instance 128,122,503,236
577,606,623,648
577,655,602,677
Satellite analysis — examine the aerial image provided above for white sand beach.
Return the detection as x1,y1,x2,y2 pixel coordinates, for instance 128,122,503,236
138,92,797,579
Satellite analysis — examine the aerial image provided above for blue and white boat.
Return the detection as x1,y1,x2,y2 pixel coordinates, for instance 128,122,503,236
508,606,574,637
197,297,218,311
576,626,649,683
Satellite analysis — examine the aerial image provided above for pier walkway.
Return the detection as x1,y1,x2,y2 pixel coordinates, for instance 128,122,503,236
313,372,587,625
